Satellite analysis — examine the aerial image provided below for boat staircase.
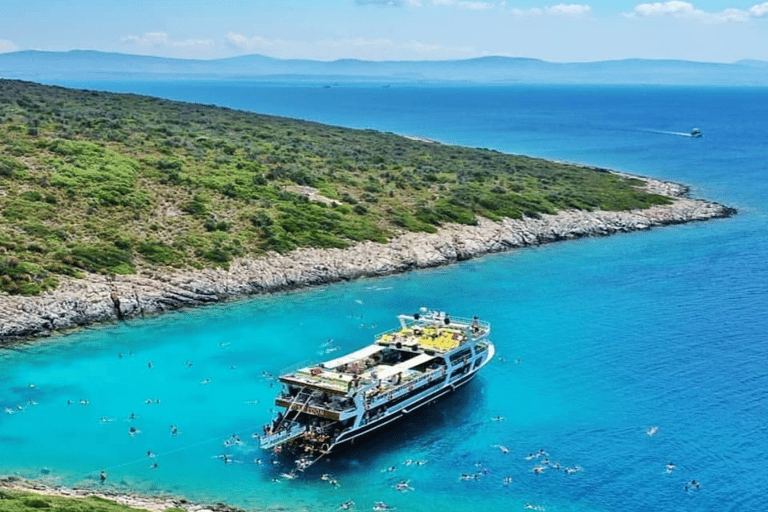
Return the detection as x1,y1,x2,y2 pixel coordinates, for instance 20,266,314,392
259,388,314,449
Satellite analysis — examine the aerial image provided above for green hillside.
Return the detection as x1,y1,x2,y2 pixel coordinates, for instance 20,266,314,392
0,79,670,295
0,488,184,512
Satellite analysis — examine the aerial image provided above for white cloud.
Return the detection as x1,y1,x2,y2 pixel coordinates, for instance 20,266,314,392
225,32,475,59
225,32,284,50
356,0,495,9
750,2,768,16
546,3,592,16
0,39,19,53
625,1,768,23
507,3,591,17
121,32,215,49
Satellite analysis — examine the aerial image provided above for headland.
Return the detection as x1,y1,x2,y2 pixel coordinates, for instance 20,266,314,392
0,173,734,344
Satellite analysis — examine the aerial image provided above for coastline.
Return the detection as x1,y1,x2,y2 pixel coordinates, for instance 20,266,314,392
0,174,735,344
0,476,243,512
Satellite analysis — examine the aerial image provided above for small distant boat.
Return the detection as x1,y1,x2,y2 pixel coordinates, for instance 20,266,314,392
690,128,702,138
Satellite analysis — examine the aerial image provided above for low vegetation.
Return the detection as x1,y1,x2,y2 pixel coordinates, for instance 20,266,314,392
0,489,183,512
0,79,671,295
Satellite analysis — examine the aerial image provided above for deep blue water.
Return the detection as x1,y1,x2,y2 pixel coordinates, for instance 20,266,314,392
2,82,767,512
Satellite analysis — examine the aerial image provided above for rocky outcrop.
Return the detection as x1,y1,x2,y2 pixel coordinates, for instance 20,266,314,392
0,176,735,344
0,476,244,512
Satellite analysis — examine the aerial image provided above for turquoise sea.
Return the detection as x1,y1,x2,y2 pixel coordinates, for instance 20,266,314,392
2,82,767,512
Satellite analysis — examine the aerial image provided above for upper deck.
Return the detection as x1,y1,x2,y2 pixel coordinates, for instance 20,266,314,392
278,310,490,396
376,312,490,353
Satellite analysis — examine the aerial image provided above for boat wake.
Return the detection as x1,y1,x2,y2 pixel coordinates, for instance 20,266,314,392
637,128,699,137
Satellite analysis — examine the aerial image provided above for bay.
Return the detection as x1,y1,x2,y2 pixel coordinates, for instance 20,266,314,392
1,82,767,512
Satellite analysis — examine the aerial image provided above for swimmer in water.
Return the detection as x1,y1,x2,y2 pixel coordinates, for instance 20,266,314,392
200,378,211,385
147,361,153,369
394,480,412,493
129,426,141,436
685,479,700,491
339,500,354,510
503,476,513,485
665,462,676,473
646,426,659,436
99,471,107,484
170,424,179,436
494,444,510,454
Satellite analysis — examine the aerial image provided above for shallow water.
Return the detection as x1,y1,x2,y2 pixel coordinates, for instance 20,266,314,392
2,83,767,512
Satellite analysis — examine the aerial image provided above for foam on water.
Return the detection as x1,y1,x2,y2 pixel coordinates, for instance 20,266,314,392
2,84,768,512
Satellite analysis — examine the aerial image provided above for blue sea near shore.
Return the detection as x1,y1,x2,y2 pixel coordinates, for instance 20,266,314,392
2,82,768,512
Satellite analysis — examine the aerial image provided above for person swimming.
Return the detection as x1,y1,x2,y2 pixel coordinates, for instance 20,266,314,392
665,462,676,473
339,500,355,510
128,426,140,436
394,480,412,493
99,471,107,483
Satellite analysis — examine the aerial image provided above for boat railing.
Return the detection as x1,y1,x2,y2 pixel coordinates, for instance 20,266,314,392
259,420,307,449
364,366,446,408
278,359,314,378
378,315,491,341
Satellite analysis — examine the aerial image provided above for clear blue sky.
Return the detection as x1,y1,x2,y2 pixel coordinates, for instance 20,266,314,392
2,1,768,62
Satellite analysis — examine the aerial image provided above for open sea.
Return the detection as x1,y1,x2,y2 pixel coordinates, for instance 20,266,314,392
2,82,767,512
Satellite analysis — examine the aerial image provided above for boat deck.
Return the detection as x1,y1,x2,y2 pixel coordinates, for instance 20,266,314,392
377,325,466,352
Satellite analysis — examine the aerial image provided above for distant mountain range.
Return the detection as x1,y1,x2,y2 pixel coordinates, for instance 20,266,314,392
1,50,767,85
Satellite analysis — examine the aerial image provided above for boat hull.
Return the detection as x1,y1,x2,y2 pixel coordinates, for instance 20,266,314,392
330,343,495,450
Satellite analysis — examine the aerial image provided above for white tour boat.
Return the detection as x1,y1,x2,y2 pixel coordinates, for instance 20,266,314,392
259,308,495,468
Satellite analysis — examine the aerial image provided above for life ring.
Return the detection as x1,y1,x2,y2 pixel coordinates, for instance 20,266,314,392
322,443,330,451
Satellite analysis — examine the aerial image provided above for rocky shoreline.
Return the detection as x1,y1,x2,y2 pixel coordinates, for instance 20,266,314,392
0,476,244,512
0,175,735,344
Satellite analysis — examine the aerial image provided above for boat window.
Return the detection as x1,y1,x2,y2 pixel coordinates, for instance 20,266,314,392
449,347,472,363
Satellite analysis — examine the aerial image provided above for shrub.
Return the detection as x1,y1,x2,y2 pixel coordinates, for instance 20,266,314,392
138,241,177,265
0,155,27,177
